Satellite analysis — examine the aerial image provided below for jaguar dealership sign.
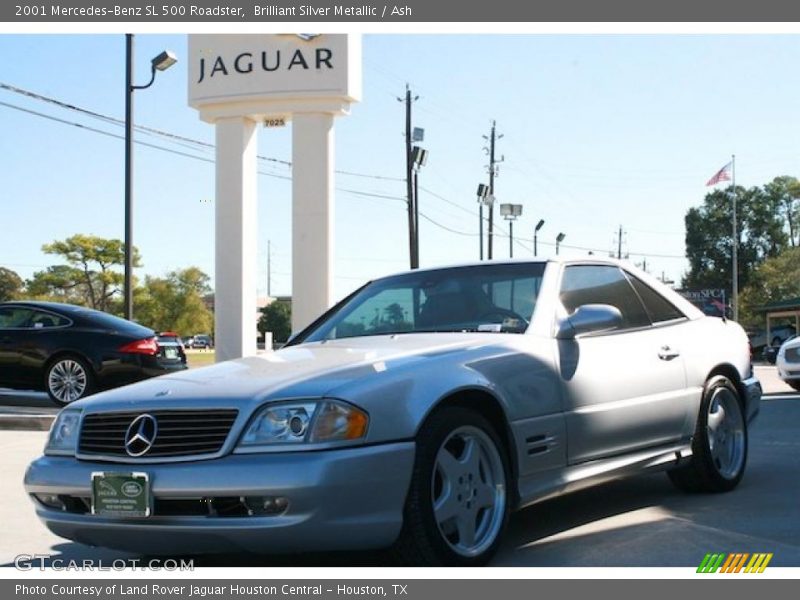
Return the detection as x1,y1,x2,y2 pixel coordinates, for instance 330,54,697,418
188,34,361,361
189,34,361,116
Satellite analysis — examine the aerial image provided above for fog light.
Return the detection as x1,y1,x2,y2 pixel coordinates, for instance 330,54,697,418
241,496,289,516
34,493,65,510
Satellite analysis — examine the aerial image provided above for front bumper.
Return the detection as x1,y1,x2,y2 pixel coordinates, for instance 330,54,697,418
24,441,415,555
742,375,762,422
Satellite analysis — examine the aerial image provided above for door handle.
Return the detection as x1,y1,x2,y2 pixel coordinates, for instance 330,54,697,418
658,345,680,360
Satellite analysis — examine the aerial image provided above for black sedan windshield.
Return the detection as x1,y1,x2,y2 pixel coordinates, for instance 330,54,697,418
302,263,546,342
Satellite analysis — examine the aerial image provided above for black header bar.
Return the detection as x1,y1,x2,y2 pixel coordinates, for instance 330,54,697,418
4,0,800,23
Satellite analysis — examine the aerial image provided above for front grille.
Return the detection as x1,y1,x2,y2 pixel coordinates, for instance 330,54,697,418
785,347,800,363
78,410,238,458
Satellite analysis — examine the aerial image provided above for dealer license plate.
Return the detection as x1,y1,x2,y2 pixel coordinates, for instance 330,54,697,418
91,472,151,517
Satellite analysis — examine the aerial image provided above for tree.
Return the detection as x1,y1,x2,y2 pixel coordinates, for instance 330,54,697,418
26,265,86,304
134,267,213,335
764,176,800,248
683,186,788,292
258,300,292,343
38,234,140,311
0,267,23,301
739,247,800,327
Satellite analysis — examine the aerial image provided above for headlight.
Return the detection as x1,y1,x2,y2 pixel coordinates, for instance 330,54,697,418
237,400,368,449
45,409,82,456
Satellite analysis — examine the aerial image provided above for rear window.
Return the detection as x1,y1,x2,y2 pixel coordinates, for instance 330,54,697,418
71,307,153,336
627,275,686,324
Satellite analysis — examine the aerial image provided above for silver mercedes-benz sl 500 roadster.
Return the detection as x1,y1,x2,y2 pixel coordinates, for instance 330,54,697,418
25,258,761,565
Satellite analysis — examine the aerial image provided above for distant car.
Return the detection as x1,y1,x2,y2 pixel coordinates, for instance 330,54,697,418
761,328,798,364
191,334,213,349
0,301,187,406
156,332,187,366
776,336,800,391
750,324,797,352
24,259,760,565
182,336,195,349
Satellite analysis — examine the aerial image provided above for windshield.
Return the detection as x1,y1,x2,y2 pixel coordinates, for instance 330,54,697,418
301,263,545,343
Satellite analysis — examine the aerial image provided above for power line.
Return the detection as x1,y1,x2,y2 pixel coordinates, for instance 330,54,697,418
0,81,404,180
1,83,686,262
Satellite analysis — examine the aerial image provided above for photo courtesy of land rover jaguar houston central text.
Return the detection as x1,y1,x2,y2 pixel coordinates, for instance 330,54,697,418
24,258,761,566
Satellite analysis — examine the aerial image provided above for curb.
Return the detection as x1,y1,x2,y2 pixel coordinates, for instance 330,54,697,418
0,414,54,431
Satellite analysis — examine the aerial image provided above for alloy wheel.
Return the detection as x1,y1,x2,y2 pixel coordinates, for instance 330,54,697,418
431,425,506,558
48,359,88,404
706,386,746,479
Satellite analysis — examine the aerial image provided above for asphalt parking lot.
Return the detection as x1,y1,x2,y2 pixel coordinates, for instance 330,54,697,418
0,365,797,568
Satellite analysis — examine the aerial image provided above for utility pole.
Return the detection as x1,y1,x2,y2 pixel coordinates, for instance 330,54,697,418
484,121,503,260
399,84,419,269
613,225,628,260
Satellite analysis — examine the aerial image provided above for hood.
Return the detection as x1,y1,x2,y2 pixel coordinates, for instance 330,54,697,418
74,333,507,413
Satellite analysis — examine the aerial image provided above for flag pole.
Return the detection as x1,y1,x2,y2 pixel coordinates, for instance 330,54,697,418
731,154,738,322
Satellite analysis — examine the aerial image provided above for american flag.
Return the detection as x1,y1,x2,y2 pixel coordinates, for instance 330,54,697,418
706,162,733,186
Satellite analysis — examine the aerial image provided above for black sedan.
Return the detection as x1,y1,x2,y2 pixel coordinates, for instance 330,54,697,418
0,301,188,405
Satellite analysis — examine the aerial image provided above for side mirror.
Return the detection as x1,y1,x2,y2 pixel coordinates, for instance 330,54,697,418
557,304,623,340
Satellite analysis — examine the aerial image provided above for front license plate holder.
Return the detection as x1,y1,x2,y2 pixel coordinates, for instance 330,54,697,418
91,472,151,517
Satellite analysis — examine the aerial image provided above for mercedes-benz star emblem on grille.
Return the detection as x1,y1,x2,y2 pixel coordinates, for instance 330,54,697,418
124,414,158,457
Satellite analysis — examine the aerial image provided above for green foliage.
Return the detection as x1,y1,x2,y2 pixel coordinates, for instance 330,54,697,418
0,267,23,302
684,184,788,292
258,300,292,343
739,247,800,327
764,176,800,248
135,268,213,335
31,234,141,311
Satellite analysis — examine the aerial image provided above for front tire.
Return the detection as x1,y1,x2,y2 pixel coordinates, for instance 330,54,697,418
45,355,94,406
668,375,747,493
392,407,511,566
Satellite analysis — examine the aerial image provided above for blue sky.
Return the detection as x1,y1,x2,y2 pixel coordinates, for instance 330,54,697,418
1,34,798,300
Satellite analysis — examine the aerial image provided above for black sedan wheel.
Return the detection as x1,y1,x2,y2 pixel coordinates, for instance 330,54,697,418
45,356,94,406
393,406,510,566
668,375,747,493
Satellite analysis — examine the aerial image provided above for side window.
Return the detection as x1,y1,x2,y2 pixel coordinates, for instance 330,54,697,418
29,310,69,329
626,275,686,324
0,307,34,328
560,265,651,330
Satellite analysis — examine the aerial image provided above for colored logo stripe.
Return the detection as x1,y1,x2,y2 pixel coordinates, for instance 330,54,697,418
697,553,772,573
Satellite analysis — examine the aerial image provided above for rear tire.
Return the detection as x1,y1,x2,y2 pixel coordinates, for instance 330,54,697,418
392,406,511,566
789,381,800,392
668,375,747,493
45,355,95,406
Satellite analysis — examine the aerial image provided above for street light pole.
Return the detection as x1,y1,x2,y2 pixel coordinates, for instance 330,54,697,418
124,34,134,320
534,219,545,257
556,232,566,255
476,184,489,260
123,36,177,320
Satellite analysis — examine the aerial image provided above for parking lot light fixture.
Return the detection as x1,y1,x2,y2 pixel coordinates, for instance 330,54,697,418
152,50,178,72
500,203,522,258
556,232,566,255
